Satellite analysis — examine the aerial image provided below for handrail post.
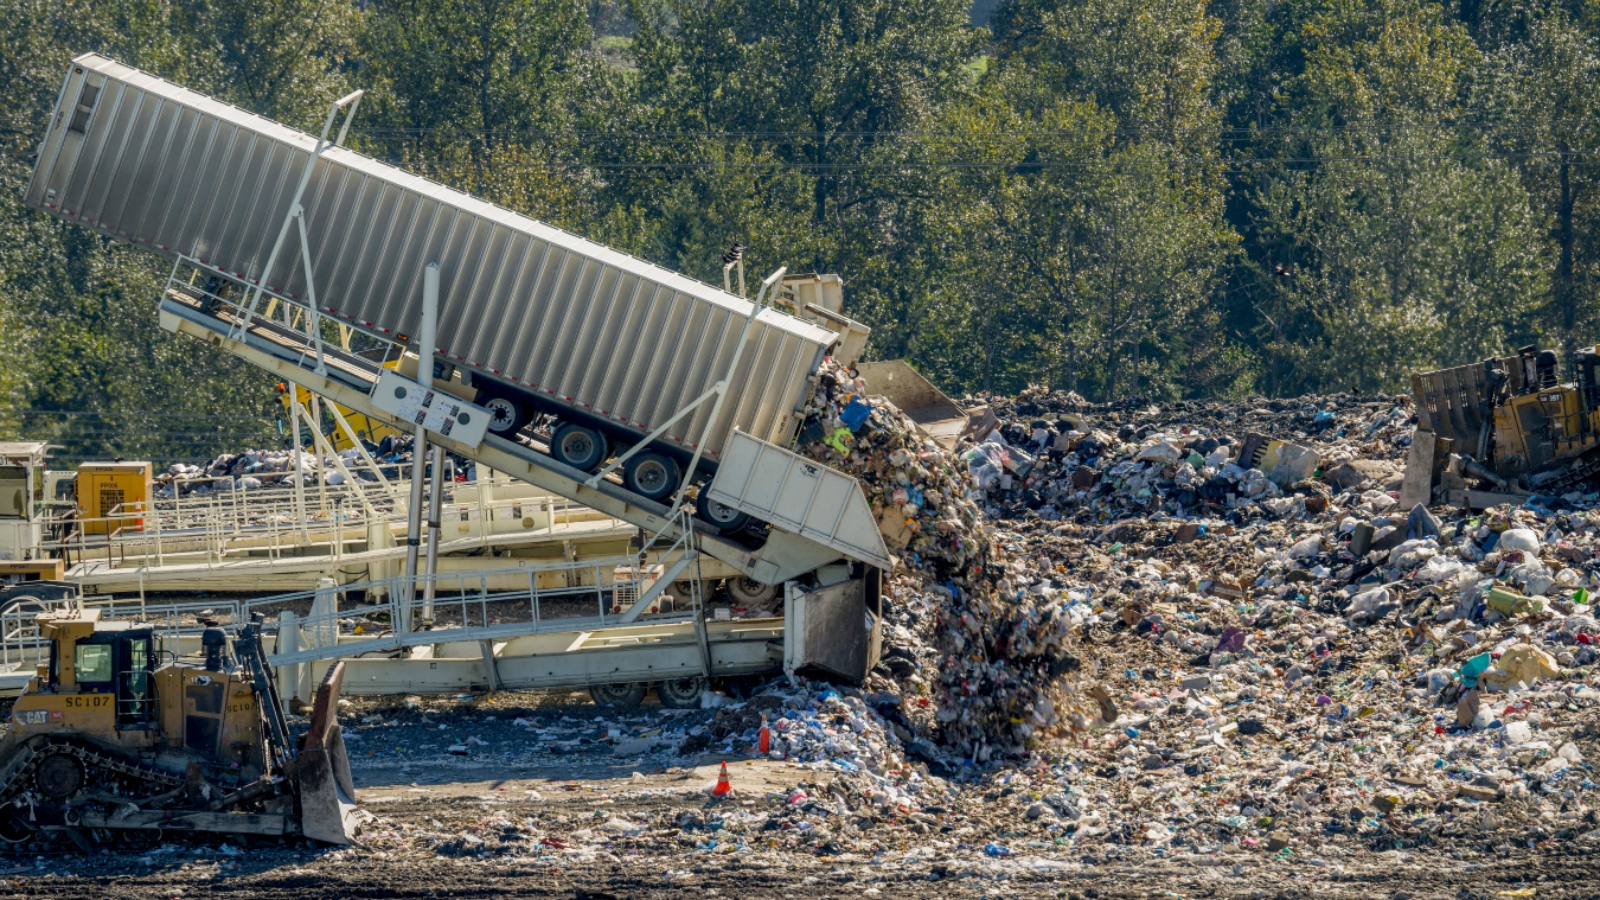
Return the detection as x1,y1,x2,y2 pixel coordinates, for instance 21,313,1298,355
403,262,441,628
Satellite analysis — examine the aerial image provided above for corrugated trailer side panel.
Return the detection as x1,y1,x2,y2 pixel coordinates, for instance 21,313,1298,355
27,55,833,458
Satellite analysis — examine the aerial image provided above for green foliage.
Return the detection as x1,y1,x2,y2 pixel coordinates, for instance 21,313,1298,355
0,0,1598,465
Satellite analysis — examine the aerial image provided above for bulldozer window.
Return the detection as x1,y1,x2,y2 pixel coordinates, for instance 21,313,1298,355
127,637,148,671
75,643,113,685
120,636,152,725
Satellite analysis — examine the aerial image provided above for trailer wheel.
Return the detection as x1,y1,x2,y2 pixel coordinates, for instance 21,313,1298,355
656,676,706,709
695,489,751,533
727,577,776,608
624,452,681,501
589,682,647,708
551,423,606,472
482,396,530,436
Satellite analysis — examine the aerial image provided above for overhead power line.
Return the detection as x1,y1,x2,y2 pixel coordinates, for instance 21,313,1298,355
349,119,1600,139
390,150,1600,175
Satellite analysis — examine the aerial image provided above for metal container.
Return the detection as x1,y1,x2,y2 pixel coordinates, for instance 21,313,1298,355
27,54,837,462
706,431,891,571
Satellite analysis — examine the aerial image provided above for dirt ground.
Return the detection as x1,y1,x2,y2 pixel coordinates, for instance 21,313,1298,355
0,690,1591,900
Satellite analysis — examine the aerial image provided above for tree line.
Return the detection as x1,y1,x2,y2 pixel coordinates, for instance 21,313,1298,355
1,0,1597,461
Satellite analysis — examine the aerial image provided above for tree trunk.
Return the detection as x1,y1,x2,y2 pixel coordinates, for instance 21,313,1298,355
812,123,829,228
1130,328,1141,401
1558,154,1576,334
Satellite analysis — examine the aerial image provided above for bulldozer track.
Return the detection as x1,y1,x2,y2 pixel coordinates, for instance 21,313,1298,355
0,736,185,852
1545,442,1600,492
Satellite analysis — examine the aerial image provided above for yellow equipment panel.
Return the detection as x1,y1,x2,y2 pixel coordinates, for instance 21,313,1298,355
77,462,152,535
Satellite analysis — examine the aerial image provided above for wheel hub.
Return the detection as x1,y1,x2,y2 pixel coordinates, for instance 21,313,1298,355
635,460,669,491
34,753,84,800
657,677,707,709
485,398,517,427
562,432,594,459
705,498,739,524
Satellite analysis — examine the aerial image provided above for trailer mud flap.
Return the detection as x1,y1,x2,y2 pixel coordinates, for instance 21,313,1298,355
783,569,882,685
297,661,360,844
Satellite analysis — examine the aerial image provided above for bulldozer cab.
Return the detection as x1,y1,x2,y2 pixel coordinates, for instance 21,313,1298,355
40,609,156,730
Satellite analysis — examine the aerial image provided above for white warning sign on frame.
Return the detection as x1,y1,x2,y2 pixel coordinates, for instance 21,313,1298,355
373,369,491,449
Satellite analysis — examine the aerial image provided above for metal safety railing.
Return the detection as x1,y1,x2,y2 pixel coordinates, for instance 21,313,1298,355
258,507,704,667
44,481,379,568
165,256,406,400
0,592,241,675
46,485,623,578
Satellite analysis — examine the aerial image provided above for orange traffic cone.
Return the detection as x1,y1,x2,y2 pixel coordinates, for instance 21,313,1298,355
758,715,771,755
712,761,733,797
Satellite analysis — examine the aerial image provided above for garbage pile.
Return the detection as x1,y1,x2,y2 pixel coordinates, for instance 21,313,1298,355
878,386,1599,855
157,434,453,497
797,361,1085,760
962,386,1415,525
316,381,1600,875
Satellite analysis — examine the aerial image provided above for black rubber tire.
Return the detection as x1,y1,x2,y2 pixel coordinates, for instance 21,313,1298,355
695,488,751,533
551,423,607,472
656,676,707,709
481,396,530,436
589,682,647,708
623,451,681,501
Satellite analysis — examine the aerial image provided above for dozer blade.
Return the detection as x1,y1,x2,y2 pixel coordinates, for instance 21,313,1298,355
297,661,360,844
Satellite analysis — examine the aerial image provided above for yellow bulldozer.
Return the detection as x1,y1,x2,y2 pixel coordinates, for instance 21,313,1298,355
1412,344,1600,495
0,608,359,851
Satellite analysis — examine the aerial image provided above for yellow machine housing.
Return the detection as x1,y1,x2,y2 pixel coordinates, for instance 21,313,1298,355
0,607,358,849
74,462,152,535
8,609,267,777
1412,345,1600,488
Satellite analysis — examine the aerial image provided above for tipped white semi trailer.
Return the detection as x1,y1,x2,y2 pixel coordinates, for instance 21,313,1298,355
22,54,894,697
25,53,889,572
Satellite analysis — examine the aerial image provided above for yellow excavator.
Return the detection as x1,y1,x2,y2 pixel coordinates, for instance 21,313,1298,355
0,608,359,851
1413,344,1600,493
